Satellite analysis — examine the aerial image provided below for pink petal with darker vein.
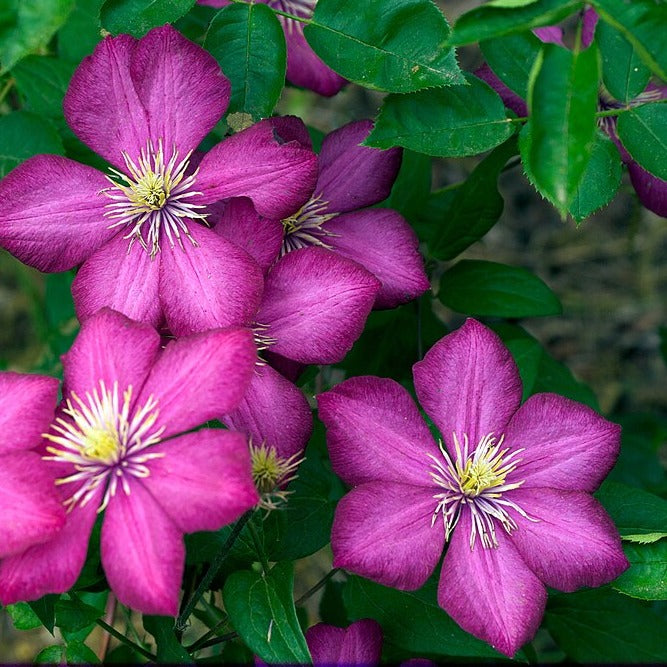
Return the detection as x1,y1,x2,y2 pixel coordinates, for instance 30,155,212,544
307,619,383,665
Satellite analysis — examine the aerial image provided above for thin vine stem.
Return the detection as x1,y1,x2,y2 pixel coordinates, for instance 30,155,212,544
247,519,270,573
294,567,341,606
175,510,253,631
95,617,157,662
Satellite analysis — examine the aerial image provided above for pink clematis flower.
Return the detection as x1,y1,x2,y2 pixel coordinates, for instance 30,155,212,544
0,309,259,615
215,119,430,310
476,11,667,217
199,0,347,96
223,245,380,506
0,25,318,336
305,619,383,665
0,373,64,563
318,319,629,657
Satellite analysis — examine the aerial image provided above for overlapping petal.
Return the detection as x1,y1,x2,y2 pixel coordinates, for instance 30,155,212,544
318,376,439,487
257,247,379,364
509,488,629,591
306,619,383,665
438,512,546,658
413,319,522,452
317,120,402,213
627,161,667,217
136,327,256,439
0,373,59,454
158,223,263,336
101,481,184,616
506,392,621,492
142,430,258,534
0,155,114,272
332,481,444,590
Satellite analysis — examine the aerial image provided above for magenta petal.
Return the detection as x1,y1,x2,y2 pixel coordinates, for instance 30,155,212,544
137,327,256,439
533,26,565,46
257,247,379,364
0,452,65,558
72,235,162,329
307,619,383,665
223,364,313,460
101,481,183,615
0,373,59,454
0,490,99,604
438,512,546,658
64,34,148,168
0,155,114,271
267,115,313,149
62,308,161,401
413,319,522,453
325,208,430,308
130,25,230,155
159,222,263,336
506,393,621,493
317,120,402,213
212,197,283,273
509,488,629,592
282,19,348,97
196,119,318,219
332,481,444,590
581,7,599,48
474,64,527,117
627,160,667,217
318,376,438,487
143,430,258,534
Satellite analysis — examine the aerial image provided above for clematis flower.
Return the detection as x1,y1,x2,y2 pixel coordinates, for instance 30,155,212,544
318,319,629,657
0,309,259,615
306,619,383,665
0,25,318,336
223,245,380,506
215,120,430,309
0,373,64,563
476,11,667,217
199,0,347,96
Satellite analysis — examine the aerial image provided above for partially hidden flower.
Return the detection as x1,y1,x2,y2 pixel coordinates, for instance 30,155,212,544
318,319,629,656
223,245,381,507
0,309,259,615
0,373,64,562
199,0,347,96
0,25,318,337
215,119,430,309
476,10,667,217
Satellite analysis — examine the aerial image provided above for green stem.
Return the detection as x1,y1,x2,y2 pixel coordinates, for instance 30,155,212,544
175,510,253,631
294,568,340,607
95,618,157,662
0,77,14,105
247,520,270,573
185,615,230,654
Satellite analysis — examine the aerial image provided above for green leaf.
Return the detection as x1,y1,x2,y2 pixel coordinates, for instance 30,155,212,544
613,541,667,600
55,598,101,633
12,55,75,119
303,0,464,93
28,595,60,634
449,0,583,46
100,0,196,37
520,42,600,216
590,0,667,81
6,601,43,630
366,74,514,157
0,0,74,72
568,130,622,223
0,111,65,178
343,575,502,658
546,588,667,662
480,31,542,99
616,103,667,181
383,149,432,223
57,0,103,62
533,351,599,409
429,135,518,260
35,645,65,663
492,323,544,399
64,640,101,664
204,3,285,120
438,259,562,318
596,481,667,541
143,615,194,664
223,562,311,664
596,20,651,103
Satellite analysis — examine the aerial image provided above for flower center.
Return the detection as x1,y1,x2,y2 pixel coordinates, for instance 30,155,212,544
249,439,304,511
102,140,208,258
43,380,165,512
280,196,338,255
429,433,536,550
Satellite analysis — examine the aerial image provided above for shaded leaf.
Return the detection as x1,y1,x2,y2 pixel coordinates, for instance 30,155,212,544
613,541,667,600
144,615,194,664
57,0,104,62
12,55,75,120
101,0,196,37
35,645,65,663
65,640,101,664
6,602,42,630
617,103,667,181
28,594,60,635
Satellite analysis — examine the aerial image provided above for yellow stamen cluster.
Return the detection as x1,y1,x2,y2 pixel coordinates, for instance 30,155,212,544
249,440,304,511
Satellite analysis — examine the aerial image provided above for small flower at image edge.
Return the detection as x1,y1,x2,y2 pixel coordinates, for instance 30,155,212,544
0,309,260,616
0,373,64,561
317,318,629,657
